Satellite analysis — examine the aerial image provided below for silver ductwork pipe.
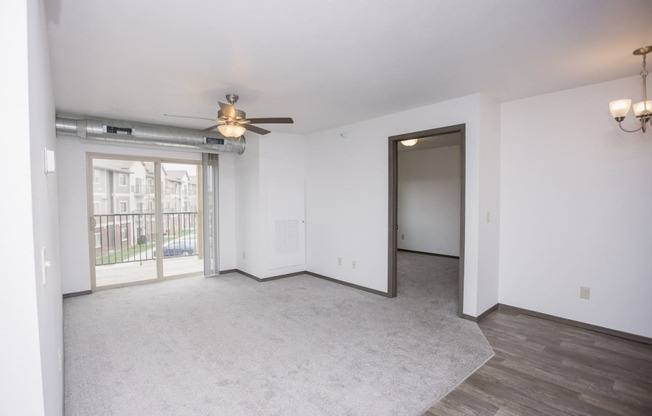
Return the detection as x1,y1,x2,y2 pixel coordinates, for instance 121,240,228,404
55,117,246,155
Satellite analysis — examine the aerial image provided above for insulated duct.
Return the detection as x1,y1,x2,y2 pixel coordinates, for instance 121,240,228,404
55,117,246,155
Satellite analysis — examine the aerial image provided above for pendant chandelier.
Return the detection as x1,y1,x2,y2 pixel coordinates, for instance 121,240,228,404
609,46,652,133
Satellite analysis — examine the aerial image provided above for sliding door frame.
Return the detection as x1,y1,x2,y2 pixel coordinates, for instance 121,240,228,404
202,154,220,275
87,152,207,291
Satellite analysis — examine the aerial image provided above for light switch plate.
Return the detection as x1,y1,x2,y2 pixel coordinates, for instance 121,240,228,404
44,148,56,174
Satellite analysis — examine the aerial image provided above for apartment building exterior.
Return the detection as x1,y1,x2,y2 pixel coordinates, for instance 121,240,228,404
92,160,198,262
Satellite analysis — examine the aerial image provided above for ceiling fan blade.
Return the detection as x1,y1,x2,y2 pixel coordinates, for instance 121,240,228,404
246,117,294,124
164,114,215,121
218,102,236,119
244,124,271,135
203,124,220,132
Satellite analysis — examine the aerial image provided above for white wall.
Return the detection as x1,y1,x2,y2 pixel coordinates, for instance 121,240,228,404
55,137,90,294
218,153,237,271
29,0,64,412
235,133,306,278
57,138,238,294
260,133,306,275
0,2,46,414
0,0,62,414
235,134,262,275
397,145,461,256
306,94,501,316
500,76,652,337
476,94,501,314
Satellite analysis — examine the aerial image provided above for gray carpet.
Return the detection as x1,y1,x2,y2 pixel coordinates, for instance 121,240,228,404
64,252,493,415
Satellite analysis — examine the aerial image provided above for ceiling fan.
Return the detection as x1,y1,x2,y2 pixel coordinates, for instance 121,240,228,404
164,94,294,138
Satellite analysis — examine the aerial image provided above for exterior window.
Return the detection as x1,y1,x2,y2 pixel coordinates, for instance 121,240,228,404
119,174,128,186
94,169,100,184
121,226,128,241
135,178,143,194
95,233,101,248
94,201,100,214
119,201,128,213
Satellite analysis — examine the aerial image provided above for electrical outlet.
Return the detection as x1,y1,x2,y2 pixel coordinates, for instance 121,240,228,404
338,257,342,266
580,286,590,300
401,234,405,240
352,260,356,269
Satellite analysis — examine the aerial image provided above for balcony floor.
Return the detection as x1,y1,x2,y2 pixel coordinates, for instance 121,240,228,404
95,255,204,287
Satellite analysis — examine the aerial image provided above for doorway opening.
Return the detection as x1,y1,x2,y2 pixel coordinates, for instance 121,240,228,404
88,155,210,289
388,124,466,317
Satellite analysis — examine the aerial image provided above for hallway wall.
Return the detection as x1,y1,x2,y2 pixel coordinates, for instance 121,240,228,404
397,144,461,256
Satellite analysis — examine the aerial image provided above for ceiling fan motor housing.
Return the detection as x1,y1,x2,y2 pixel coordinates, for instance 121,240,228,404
225,94,239,105
217,108,247,121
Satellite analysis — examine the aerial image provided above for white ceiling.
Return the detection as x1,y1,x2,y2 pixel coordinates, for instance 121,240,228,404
46,0,652,135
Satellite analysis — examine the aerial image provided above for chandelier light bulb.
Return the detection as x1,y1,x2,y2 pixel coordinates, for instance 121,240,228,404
609,99,631,121
632,100,652,118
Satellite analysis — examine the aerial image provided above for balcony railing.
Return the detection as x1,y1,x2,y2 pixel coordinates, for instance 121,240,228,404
94,211,198,266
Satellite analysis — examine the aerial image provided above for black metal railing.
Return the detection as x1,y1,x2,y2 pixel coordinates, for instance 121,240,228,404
94,212,198,265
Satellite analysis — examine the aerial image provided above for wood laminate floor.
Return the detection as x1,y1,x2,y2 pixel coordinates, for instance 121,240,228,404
424,308,652,416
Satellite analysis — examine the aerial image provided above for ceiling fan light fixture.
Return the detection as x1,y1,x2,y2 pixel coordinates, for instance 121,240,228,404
401,139,419,147
165,94,293,137
218,122,246,138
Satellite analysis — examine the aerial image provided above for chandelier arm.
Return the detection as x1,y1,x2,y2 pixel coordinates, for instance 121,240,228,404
617,121,644,133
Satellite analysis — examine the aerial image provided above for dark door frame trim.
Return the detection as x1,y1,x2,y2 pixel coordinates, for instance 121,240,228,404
388,124,466,317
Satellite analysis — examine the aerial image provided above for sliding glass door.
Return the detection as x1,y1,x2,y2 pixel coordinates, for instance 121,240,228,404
160,162,203,278
89,156,206,289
